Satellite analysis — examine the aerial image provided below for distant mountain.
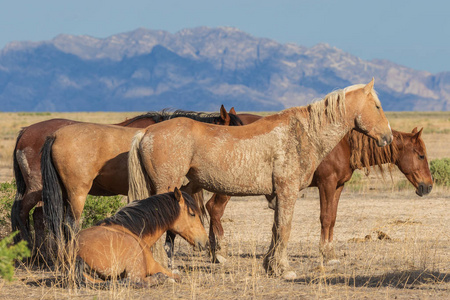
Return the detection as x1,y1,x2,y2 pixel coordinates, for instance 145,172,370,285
0,27,448,112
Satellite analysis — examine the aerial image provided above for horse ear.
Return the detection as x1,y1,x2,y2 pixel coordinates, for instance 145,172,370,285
411,127,418,134
363,77,375,95
413,127,423,141
220,104,230,123
229,107,237,115
174,187,183,202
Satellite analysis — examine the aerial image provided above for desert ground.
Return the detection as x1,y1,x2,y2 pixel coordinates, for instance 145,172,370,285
0,111,449,299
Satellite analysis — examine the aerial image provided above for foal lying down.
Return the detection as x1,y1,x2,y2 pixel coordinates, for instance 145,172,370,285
75,188,207,287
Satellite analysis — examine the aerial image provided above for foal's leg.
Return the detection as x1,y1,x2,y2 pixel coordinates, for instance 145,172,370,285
263,186,298,279
205,193,230,263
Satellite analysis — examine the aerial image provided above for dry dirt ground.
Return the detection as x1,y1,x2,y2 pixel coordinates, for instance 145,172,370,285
1,187,449,299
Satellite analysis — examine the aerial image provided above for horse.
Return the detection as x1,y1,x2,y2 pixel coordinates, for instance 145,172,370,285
75,188,207,286
205,127,433,264
12,107,238,254
127,79,393,279
40,107,242,262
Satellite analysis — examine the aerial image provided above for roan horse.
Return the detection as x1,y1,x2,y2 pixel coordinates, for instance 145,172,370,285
127,79,393,279
205,127,433,264
76,188,207,286
39,107,241,259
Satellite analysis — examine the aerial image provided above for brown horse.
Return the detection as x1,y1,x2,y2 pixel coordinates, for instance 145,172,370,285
13,108,238,252
127,79,393,278
76,188,207,286
206,127,433,264
40,107,242,260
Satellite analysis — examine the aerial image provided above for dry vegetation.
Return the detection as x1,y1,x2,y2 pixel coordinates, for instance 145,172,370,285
0,111,449,299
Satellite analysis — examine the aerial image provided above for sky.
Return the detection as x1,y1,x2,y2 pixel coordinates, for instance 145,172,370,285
0,0,449,73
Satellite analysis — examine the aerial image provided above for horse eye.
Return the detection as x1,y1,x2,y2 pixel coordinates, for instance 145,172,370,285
376,105,380,110
189,210,195,217
418,154,425,160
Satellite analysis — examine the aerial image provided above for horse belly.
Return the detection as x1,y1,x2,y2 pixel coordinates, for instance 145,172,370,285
189,157,274,196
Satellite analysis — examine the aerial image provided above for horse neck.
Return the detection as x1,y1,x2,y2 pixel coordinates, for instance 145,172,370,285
296,105,351,163
140,226,168,246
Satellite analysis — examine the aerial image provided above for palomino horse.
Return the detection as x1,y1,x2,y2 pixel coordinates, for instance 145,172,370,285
12,106,239,251
76,188,207,286
127,79,393,278
40,107,242,261
205,127,433,263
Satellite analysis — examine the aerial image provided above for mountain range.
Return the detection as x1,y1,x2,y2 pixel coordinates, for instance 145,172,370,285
0,27,448,112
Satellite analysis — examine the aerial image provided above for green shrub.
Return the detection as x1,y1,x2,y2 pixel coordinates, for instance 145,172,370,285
430,158,450,186
0,231,30,281
81,195,125,228
0,181,15,226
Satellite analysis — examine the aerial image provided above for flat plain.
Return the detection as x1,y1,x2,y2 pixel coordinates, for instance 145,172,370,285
0,111,449,299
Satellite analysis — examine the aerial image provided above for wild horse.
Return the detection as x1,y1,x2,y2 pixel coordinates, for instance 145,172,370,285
76,188,207,286
127,79,393,279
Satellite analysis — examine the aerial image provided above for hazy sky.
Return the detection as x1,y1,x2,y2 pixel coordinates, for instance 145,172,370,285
1,0,448,73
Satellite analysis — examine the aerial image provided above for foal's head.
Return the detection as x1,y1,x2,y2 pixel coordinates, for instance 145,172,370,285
395,128,433,196
345,78,393,147
170,188,208,250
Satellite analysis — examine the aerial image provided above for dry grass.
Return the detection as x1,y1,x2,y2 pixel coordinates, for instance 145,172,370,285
0,111,449,299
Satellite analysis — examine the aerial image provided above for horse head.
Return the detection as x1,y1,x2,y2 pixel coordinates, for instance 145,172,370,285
170,188,208,250
347,78,393,147
395,128,433,196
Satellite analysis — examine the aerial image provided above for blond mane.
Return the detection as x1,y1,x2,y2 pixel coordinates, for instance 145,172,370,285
302,88,347,134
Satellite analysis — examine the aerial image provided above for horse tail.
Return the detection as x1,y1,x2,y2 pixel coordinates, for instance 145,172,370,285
74,256,86,287
128,130,153,202
41,135,65,244
11,128,28,244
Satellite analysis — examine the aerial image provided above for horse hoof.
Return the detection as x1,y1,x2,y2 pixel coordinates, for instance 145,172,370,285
215,254,227,264
282,271,297,280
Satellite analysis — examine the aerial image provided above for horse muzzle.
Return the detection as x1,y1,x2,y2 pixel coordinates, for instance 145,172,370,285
416,182,432,197
377,133,393,147
194,239,208,252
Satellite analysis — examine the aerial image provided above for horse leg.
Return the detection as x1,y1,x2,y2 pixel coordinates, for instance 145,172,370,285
32,204,47,263
327,185,344,261
263,186,298,279
318,177,339,262
205,193,230,263
17,190,39,246
164,231,176,269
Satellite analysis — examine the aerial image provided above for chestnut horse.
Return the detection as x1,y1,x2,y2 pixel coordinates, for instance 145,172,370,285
12,107,239,250
40,107,242,262
206,127,433,264
76,188,207,286
127,79,393,278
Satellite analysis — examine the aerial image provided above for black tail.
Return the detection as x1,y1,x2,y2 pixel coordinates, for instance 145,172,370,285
74,256,87,287
41,136,66,245
11,128,29,245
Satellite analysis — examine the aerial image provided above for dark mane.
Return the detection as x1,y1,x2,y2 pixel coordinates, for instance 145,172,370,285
98,191,200,236
348,129,400,174
171,110,244,126
118,109,243,127
117,110,172,126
